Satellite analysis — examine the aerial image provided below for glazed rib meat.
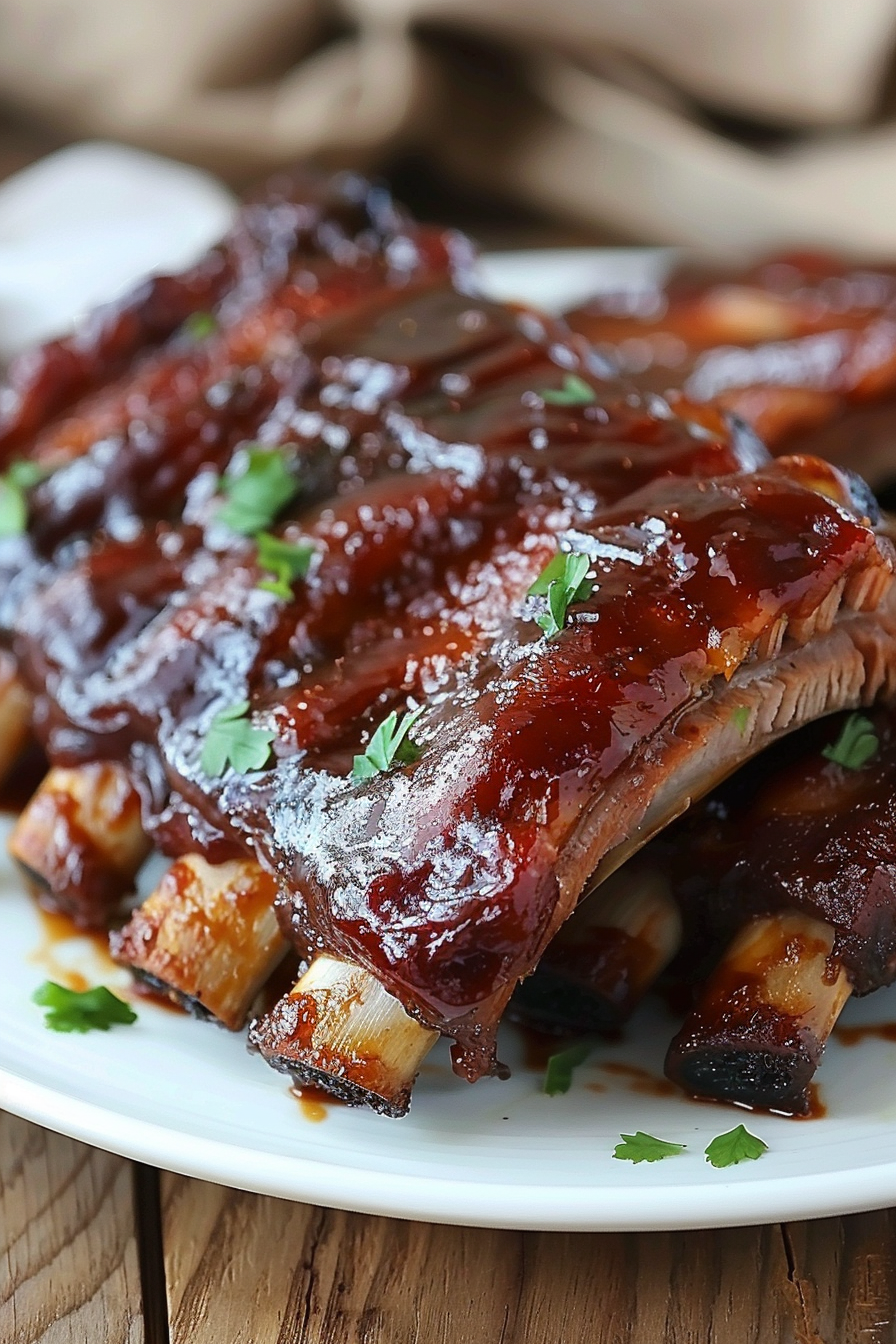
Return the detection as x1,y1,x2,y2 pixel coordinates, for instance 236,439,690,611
513,705,896,1112
566,253,896,491
657,707,896,1111
6,173,896,1120
244,456,896,1092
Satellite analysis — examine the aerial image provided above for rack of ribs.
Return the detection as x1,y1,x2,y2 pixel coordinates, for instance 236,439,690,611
6,172,896,1118
566,253,896,493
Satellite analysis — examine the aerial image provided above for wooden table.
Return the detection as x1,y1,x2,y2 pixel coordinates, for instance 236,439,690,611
2,1109,894,1343
2,131,896,1344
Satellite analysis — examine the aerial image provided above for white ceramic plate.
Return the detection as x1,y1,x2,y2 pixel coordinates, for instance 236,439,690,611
4,146,896,1232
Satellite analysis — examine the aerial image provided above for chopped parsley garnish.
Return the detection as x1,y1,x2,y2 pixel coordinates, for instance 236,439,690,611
539,374,596,407
543,1041,593,1095
613,1131,686,1164
527,550,594,638
0,460,46,537
730,706,751,736
217,446,300,536
704,1124,768,1168
33,981,137,1033
183,311,218,340
822,713,878,771
201,700,275,777
255,531,315,600
352,706,425,781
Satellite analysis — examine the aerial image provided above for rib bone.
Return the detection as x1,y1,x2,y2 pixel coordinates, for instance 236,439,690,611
111,854,285,1029
9,762,149,927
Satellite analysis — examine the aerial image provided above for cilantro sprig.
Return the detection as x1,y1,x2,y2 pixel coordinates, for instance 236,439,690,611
201,700,276,777
822,713,878,771
256,531,315,599
0,460,46,538
217,446,300,536
704,1124,768,1168
33,981,137,1033
182,311,218,341
352,706,425,781
543,1041,593,1095
613,1131,686,1164
527,550,594,638
539,374,596,407
730,706,750,736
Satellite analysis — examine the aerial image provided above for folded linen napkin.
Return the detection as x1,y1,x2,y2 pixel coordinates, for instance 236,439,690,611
3,0,896,253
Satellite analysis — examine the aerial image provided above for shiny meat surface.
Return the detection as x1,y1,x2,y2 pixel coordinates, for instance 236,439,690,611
566,253,896,487
247,458,895,1076
656,708,896,996
8,176,896,1103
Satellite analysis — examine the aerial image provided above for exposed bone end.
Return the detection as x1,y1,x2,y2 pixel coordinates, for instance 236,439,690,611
249,955,439,1117
665,912,852,1114
0,657,32,782
513,864,682,1033
110,855,286,1030
9,763,149,927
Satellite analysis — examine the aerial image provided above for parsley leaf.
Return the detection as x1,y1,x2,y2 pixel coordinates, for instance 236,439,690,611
33,981,137,1033
0,460,46,537
201,699,276,777
704,1124,768,1168
256,531,315,599
352,706,425,781
543,1041,593,1095
540,374,596,406
613,1131,686,1164
822,713,878,771
217,446,300,536
527,550,594,638
730,706,751,736
182,311,218,340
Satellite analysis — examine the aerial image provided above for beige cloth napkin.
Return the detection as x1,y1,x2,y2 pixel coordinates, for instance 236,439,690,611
4,0,896,254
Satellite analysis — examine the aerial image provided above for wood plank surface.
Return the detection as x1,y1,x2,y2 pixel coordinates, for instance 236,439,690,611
167,1172,893,1344
1,1117,895,1342
0,1112,144,1344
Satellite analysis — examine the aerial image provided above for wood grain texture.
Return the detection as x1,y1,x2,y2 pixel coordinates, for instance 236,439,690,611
162,1173,808,1344
781,1213,896,1344
0,1112,144,1344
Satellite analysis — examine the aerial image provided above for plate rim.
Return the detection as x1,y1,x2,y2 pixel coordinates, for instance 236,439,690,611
7,1062,896,1231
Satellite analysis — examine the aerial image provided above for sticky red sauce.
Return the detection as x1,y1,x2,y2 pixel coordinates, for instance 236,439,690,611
515,1023,577,1072
687,1080,828,1120
791,1083,828,1121
289,1083,342,1122
600,1061,678,1098
835,1021,896,1046
28,905,118,989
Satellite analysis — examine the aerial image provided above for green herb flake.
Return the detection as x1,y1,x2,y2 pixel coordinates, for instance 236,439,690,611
539,374,596,407
613,1131,686,1164
217,446,301,536
200,699,276,777
821,712,878,771
731,706,751,736
183,311,218,340
0,459,46,538
32,981,137,1033
352,706,425,781
704,1124,768,1169
543,1041,593,1096
527,550,594,638
256,531,315,600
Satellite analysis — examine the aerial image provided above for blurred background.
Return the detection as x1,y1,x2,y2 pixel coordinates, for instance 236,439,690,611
3,0,896,254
